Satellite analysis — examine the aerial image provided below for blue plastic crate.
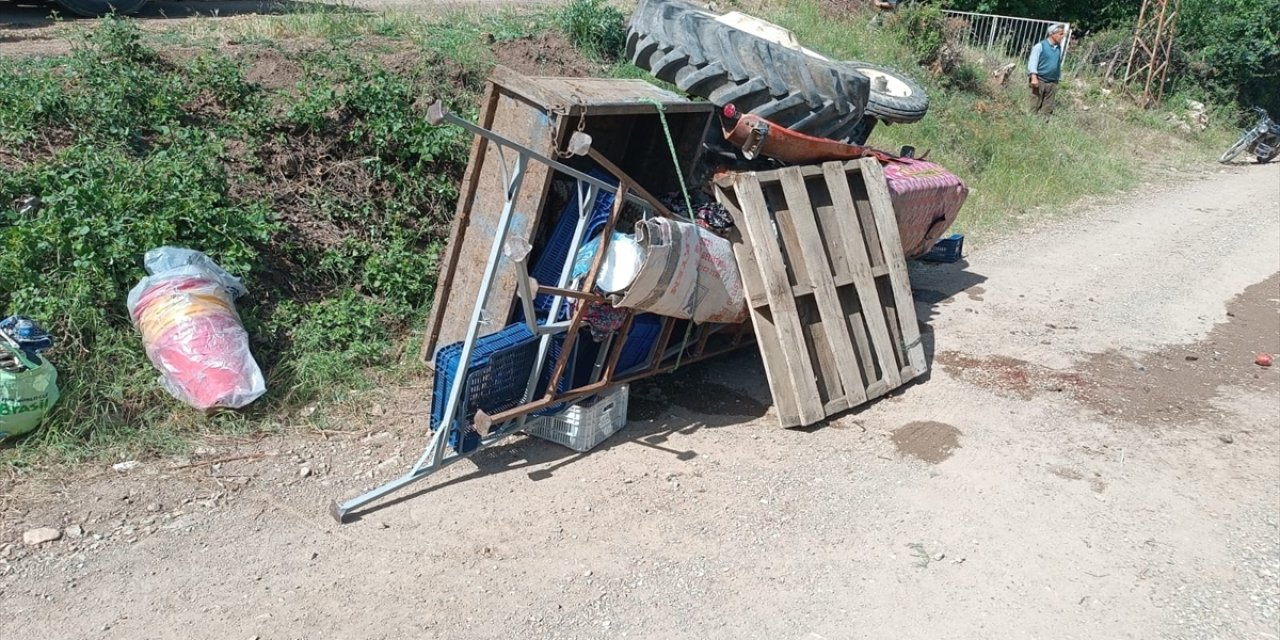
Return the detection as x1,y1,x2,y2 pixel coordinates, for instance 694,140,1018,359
920,233,964,263
616,314,662,374
534,329,585,417
431,323,538,453
535,314,662,414
530,170,617,317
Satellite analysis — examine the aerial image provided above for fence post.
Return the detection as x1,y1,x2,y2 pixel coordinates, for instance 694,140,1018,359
986,15,998,50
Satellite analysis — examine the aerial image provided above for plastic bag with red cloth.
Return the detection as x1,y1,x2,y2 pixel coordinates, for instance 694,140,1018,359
126,247,266,411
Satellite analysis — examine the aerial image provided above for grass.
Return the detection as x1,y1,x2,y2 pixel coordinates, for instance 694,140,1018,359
907,542,934,568
0,14,488,465
0,0,1239,466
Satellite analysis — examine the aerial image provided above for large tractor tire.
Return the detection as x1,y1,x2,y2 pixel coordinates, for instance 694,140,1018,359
626,0,870,142
54,0,149,17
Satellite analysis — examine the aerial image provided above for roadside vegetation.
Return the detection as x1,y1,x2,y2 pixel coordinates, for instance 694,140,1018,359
764,1,1237,230
0,0,1244,464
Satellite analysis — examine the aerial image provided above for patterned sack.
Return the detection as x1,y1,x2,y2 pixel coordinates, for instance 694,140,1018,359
881,158,969,259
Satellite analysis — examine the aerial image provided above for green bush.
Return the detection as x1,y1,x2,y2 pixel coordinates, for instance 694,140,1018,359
1177,0,1280,116
0,17,475,459
0,142,276,327
893,3,946,68
260,292,394,402
558,0,628,60
887,4,979,91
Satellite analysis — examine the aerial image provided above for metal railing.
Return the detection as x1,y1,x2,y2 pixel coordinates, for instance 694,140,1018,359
941,10,1072,62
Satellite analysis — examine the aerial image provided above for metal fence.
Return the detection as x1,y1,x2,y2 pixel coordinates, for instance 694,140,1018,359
941,10,1072,62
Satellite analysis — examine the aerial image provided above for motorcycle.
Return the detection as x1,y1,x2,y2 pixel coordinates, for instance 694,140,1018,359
1219,107,1278,164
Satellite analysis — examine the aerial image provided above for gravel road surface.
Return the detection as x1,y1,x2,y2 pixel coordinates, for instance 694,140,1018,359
1,161,1276,639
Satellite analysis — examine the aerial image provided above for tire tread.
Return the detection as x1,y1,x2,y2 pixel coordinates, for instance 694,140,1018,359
628,0,869,141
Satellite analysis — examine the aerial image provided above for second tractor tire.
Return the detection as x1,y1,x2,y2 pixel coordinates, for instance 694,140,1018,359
844,61,929,124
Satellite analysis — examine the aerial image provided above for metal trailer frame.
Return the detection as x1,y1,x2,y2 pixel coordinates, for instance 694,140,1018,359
331,103,751,523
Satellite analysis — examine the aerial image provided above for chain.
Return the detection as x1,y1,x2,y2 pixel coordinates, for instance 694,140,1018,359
553,103,589,159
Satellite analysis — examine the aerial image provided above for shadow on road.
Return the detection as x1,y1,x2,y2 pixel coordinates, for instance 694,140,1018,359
337,258,989,522
339,349,769,523
909,258,988,366
1,0,363,29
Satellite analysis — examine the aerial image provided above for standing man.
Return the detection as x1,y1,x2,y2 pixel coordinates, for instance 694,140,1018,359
1027,23,1066,116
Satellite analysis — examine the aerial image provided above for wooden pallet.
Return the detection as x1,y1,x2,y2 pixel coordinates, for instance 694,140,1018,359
713,158,928,428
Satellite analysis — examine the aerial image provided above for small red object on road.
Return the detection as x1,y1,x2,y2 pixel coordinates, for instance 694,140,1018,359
1257,353,1273,367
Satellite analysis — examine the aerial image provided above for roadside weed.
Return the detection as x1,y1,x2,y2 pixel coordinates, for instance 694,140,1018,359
907,543,933,568
558,0,627,60
0,14,476,463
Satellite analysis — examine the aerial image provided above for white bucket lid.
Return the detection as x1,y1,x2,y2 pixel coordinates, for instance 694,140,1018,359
597,235,646,294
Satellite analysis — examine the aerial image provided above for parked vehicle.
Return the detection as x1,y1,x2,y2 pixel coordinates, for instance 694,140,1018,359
1219,107,1278,164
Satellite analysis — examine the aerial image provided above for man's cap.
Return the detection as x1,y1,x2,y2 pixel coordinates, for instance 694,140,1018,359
1047,23,1065,35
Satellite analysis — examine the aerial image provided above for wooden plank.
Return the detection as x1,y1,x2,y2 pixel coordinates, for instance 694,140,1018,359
733,172,826,426
847,161,887,269
822,161,902,391
716,185,803,426
819,167,876,386
752,307,803,426
742,266,893,308
716,189,765,298
859,158,928,379
763,178,811,312
879,281,907,374
777,168,868,408
420,80,501,365
797,296,843,407
865,379,890,400
423,89,565,364
808,170,851,283
824,397,851,416
837,285,877,385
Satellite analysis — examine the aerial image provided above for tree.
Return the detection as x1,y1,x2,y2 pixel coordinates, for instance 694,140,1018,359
943,0,1138,32
1177,0,1280,115
944,0,1280,112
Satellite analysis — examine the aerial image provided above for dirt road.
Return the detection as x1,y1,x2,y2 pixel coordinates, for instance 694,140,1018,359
2,162,1278,639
